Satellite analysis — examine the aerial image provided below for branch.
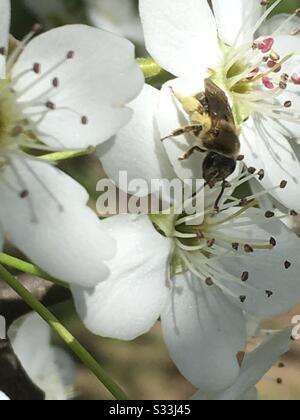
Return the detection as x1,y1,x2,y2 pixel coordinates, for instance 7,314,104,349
0,273,71,327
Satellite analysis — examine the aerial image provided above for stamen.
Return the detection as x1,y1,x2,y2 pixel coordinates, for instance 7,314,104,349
250,0,283,37
273,7,300,36
6,24,43,72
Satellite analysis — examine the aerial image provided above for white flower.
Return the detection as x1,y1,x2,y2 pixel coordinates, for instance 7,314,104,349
8,313,76,401
0,0,143,286
72,151,300,393
86,0,144,46
139,0,300,211
0,391,10,400
193,328,292,400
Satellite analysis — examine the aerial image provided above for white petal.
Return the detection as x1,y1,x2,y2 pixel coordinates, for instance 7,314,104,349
161,272,247,393
0,0,10,78
217,208,300,319
212,329,292,400
12,25,144,149
212,0,263,46
9,313,50,353
241,116,300,211
272,35,300,74
139,0,219,79
192,386,258,401
9,314,76,401
98,84,175,197
0,391,10,401
72,214,171,340
156,78,205,180
0,153,116,287
259,14,300,37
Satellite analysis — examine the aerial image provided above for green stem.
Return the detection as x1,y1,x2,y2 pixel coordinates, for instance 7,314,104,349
0,252,69,289
0,264,128,401
137,57,162,79
40,146,96,162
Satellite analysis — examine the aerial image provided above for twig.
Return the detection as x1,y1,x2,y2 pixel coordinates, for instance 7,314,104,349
0,273,71,327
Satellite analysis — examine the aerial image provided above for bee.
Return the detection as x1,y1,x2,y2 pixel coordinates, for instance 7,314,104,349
162,78,241,209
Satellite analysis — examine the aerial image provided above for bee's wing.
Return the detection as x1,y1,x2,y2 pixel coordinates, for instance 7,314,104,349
204,78,235,126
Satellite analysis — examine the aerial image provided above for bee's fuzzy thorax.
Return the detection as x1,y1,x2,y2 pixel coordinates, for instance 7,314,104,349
204,120,241,158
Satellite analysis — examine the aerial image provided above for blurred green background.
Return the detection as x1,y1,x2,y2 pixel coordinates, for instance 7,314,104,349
7,0,300,400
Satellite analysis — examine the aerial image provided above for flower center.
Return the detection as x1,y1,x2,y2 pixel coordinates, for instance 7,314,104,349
0,24,91,161
0,80,19,149
212,6,300,125
149,168,290,303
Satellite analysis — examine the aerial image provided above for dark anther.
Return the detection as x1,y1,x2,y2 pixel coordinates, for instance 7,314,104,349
280,180,288,189
241,272,249,282
46,101,56,110
248,167,256,174
20,190,29,199
265,290,273,298
284,261,292,269
205,278,214,286
258,169,265,180
33,63,41,74
66,50,75,59
81,116,89,125
52,77,59,88
244,244,254,253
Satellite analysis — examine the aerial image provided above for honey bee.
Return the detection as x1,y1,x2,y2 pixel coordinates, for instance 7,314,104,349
162,78,241,207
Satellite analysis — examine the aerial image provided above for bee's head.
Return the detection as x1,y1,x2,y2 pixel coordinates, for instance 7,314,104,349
203,151,236,184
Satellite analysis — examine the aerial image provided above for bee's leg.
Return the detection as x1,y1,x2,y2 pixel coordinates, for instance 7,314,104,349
161,124,202,142
178,145,204,161
214,179,229,212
